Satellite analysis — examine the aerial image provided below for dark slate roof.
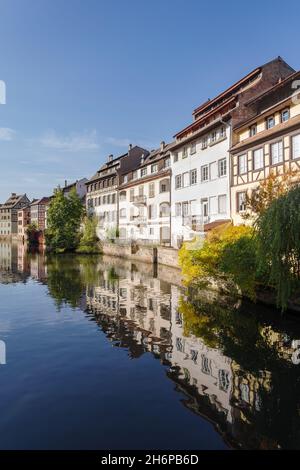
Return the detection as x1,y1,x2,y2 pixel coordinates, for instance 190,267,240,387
0,194,28,209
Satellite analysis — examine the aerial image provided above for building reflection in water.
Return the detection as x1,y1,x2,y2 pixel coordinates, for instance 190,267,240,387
1,241,300,449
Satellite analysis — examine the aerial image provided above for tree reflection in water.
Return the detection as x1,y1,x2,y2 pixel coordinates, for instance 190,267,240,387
1,242,300,449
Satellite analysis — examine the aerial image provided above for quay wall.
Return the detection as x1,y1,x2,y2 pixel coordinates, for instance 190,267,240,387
101,241,180,270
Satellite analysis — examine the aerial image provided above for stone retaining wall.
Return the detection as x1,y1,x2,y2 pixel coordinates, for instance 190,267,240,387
101,242,180,269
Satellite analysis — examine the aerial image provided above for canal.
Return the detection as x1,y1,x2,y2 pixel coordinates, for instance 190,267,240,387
0,241,300,450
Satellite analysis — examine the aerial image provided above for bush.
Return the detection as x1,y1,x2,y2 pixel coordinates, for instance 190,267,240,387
76,216,100,253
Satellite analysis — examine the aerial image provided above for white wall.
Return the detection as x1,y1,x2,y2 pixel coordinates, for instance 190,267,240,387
170,124,231,247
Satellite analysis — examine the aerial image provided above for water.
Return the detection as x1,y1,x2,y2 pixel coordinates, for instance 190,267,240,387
0,242,300,450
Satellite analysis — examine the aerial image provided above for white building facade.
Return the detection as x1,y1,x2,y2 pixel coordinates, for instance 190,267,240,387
170,121,231,248
118,143,172,244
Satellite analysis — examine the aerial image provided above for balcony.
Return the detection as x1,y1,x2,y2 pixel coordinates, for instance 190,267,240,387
182,215,206,232
131,215,147,225
132,195,147,205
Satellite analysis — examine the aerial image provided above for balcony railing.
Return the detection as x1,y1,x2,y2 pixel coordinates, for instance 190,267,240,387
132,195,147,205
182,215,208,232
131,215,147,225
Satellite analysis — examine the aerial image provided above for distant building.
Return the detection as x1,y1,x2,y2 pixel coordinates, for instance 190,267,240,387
86,145,149,240
62,178,88,202
0,193,30,236
17,205,31,238
30,197,50,231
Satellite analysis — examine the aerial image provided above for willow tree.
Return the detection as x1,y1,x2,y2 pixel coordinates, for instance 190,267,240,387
256,185,300,310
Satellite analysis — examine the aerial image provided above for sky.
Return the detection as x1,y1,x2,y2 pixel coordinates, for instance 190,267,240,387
0,0,300,201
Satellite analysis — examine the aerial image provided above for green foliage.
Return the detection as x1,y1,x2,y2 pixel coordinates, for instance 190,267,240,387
77,215,100,253
46,188,84,253
179,223,259,297
26,222,39,244
105,226,119,242
256,185,300,310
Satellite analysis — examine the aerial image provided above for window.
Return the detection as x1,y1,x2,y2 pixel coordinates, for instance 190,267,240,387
112,194,116,204
209,196,218,215
119,190,126,201
132,170,137,180
250,124,257,137
139,185,144,196
164,157,170,167
182,172,189,187
160,202,170,217
218,158,227,177
201,165,209,182
148,204,157,220
237,192,246,212
202,136,208,149
160,179,169,193
281,108,290,123
271,141,283,165
149,182,155,197
175,174,182,189
201,355,211,375
141,167,147,177
190,142,196,154
292,134,300,159
190,169,197,185
123,175,128,183
253,148,264,170
220,126,226,138
218,195,227,214
173,152,178,163
120,208,126,218
219,370,230,392
182,147,188,158
182,201,189,216
151,164,158,173
175,203,181,216
210,161,218,180
238,154,247,174
266,115,275,129
211,130,217,143
130,189,134,201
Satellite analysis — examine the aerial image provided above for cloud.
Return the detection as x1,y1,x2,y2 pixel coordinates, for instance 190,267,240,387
0,128,16,141
39,129,99,152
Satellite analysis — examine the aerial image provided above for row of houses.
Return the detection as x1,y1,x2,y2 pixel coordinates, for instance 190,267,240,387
2,56,300,247
0,179,87,238
86,56,300,248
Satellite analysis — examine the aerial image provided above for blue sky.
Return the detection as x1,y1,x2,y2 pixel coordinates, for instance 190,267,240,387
0,0,299,201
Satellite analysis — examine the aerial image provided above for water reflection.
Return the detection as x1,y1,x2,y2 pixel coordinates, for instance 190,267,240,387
1,241,300,449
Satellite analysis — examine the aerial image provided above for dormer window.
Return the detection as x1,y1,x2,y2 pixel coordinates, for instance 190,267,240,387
266,116,275,129
123,175,128,183
211,130,217,143
164,157,170,167
132,171,137,180
281,108,290,123
151,164,158,173
182,147,188,158
250,124,257,137
220,126,226,138
141,167,147,177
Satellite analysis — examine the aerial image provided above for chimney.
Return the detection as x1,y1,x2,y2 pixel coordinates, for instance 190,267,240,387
11,193,16,197
128,143,132,151
108,154,113,162
160,141,165,151
65,180,67,187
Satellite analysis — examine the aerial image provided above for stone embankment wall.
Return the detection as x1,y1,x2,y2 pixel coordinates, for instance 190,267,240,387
101,241,180,269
